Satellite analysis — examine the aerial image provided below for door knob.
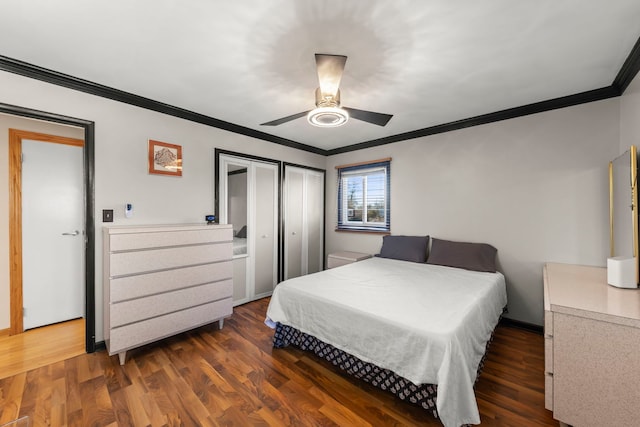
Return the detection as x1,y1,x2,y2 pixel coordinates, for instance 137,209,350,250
62,230,80,236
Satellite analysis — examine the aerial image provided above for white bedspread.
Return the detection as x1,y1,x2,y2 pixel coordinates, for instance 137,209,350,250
265,257,507,427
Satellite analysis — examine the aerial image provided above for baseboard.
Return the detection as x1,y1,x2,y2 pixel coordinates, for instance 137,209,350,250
499,317,543,334
94,340,106,352
0,328,9,337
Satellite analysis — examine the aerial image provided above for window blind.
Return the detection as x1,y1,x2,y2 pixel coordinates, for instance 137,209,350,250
337,159,390,232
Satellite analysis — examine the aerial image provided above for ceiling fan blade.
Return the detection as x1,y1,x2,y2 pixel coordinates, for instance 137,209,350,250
343,107,393,126
260,111,310,126
315,54,347,98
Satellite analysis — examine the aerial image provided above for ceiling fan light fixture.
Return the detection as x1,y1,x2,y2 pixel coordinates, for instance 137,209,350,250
307,107,349,127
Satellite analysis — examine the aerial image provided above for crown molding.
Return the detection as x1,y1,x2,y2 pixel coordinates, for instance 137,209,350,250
0,55,326,156
614,35,640,93
326,86,620,155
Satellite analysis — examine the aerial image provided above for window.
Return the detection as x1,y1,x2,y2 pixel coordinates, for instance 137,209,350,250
337,159,390,232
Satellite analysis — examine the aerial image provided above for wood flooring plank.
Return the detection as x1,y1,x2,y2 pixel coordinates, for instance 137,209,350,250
124,379,160,427
108,388,136,427
0,297,557,426
31,365,53,427
78,376,116,427
307,385,399,427
15,369,39,423
255,405,291,427
0,319,84,380
141,367,180,425
250,378,333,427
0,373,26,424
63,357,82,415
50,376,68,426
193,358,235,414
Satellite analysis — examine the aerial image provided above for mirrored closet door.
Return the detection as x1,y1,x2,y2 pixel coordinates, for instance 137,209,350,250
218,153,279,305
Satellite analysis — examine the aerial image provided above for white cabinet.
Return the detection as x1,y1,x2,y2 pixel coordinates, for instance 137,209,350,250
103,224,233,365
543,262,640,426
284,165,325,280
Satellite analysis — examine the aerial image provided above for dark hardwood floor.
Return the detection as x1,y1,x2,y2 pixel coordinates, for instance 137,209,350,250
0,297,556,426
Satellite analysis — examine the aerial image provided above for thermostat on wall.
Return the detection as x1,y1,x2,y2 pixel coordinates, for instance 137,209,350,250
125,203,133,218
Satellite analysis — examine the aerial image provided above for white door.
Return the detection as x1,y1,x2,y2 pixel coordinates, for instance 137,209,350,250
284,166,325,280
22,139,84,329
252,162,278,296
305,170,324,274
218,154,278,304
284,168,304,279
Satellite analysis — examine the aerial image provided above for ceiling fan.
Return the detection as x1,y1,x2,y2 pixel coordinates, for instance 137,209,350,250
260,54,393,128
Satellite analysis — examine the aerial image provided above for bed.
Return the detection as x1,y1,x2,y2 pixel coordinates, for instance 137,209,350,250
233,225,247,255
232,236,247,255
265,236,507,427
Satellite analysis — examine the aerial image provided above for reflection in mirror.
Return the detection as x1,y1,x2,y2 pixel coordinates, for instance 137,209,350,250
609,146,638,283
228,164,248,256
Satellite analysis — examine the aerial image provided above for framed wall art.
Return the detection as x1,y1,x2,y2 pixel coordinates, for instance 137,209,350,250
148,139,182,176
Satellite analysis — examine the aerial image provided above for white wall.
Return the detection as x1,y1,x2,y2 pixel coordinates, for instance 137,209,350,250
326,98,621,326
0,71,325,338
620,73,640,153
2,68,638,333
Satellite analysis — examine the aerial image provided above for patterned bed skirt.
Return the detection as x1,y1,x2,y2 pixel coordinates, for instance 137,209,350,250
273,323,496,421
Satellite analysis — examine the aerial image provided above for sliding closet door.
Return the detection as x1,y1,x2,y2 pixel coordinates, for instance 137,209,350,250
284,165,325,280
219,156,250,303
285,168,304,279
218,153,278,305
305,171,324,274
253,163,278,297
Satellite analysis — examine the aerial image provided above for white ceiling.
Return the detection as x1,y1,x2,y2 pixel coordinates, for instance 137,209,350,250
1,0,640,152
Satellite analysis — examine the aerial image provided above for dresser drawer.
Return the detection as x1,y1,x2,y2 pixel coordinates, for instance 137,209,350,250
110,279,233,327
109,227,232,251
110,261,232,302
109,298,232,353
109,242,232,277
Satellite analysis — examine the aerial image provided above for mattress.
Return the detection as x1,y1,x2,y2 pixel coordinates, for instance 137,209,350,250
265,256,507,427
232,237,247,255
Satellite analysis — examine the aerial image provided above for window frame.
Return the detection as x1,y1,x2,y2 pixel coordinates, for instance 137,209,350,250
337,159,390,232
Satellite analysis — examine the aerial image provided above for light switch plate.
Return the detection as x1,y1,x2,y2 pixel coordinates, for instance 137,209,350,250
103,209,114,222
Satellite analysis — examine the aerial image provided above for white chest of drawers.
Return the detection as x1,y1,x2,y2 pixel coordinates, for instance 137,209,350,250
543,262,640,427
103,224,233,365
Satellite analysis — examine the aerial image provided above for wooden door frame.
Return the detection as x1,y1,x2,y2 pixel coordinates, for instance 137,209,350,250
9,129,84,334
2,102,97,353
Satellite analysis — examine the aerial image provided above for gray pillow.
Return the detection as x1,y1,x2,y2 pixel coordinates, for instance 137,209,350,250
235,225,247,238
377,235,430,263
426,238,497,272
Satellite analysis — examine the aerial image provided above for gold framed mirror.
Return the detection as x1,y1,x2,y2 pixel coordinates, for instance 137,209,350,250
609,145,639,284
